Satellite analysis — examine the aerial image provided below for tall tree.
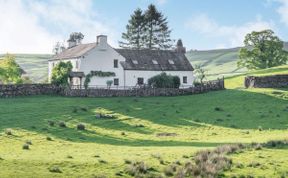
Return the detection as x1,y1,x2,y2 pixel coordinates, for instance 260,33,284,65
68,32,84,44
144,4,173,49
119,8,146,49
238,30,288,70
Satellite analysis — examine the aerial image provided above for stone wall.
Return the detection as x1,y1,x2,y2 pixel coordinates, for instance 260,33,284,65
0,84,61,97
244,75,288,88
62,79,225,97
0,79,225,98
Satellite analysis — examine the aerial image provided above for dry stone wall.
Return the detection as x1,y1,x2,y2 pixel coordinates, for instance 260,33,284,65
0,79,225,98
245,75,288,88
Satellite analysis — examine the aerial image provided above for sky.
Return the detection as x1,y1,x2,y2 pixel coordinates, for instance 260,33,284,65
0,0,288,54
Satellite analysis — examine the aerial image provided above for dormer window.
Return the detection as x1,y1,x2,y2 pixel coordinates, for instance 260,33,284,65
152,60,158,64
132,60,138,64
168,60,175,65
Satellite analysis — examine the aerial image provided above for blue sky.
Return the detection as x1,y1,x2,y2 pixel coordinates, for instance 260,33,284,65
0,0,288,53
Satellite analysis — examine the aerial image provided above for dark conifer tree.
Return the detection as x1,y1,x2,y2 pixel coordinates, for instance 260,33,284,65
143,4,173,49
119,8,146,49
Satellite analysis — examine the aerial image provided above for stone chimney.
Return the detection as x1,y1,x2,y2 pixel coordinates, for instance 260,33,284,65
96,35,108,50
67,40,77,49
175,39,186,53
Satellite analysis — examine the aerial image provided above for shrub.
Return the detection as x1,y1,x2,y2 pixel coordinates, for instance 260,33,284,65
59,121,66,128
148,73,180,88
121,132,126,136
125,161,148,176
77,123,85,130
22,144,29,150
164,164,177,176
49,166,62,173
51,61,72,86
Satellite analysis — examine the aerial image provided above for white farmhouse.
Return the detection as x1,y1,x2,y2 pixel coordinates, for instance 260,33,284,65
48,35,195,88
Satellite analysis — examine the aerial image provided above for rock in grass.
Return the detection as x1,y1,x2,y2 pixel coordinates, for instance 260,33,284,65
46,136,53,141
22,144,29,150
26,140,32,145
76,123,85,130
59,121,66,128
48,120,55,127
49,166,62,173
5,129,12,135
214,107,223,111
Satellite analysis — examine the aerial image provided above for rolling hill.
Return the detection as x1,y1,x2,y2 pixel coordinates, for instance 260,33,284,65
1,42,288,82
186,42,288,79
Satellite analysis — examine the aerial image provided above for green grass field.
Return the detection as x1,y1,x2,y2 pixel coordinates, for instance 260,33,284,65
0,66,287,177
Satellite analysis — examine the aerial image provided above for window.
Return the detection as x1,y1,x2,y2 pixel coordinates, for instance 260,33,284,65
137,78,144,85
183,76,187,84
114,78,119,86
114,59,118,68
168,60,175,64
132,60,138,64
52,62,55,67
152,60,158,64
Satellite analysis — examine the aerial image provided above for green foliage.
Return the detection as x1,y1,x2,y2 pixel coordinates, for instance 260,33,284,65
67,32,84,43
0,54,23,84
84,71,116,89
148,72,180,88
238,29,288,70
51,61,73,86
194,65,207,84
119,8,146,49
120,4,173,50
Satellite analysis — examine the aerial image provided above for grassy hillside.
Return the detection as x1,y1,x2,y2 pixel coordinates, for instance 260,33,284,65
0,54,51,83
0,65,287,177
186,42,288,79
186,47,247,79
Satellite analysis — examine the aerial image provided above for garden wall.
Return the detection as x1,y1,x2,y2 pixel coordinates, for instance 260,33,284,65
244,75,288,88
0,84,61,97
62,79,225,97
0,79,225,98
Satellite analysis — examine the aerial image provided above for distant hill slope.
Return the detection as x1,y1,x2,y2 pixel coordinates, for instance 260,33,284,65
186,42,288,79
1,42,287,82
186,47,246,79
0,54,51,83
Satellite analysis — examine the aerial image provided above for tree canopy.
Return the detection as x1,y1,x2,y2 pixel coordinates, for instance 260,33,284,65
120,4,173,50
238,30,288,70
51,61,73,86
67,32,84,44
0,54,23,84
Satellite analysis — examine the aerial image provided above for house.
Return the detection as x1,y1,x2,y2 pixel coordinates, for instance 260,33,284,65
48,35,195,88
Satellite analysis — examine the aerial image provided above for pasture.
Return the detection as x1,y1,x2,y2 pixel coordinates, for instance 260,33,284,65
0,65,287,177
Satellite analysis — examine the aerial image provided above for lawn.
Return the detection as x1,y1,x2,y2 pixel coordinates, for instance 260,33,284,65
0,65,287,177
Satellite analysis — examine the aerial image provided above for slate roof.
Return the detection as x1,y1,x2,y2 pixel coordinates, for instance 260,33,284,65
51,43,97,60
50,43,194,71
116,49,194,71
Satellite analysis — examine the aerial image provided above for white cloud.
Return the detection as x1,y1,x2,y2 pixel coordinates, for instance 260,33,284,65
156,0,167,5
0,0,117,54
185,14,275,48
272,0,288,26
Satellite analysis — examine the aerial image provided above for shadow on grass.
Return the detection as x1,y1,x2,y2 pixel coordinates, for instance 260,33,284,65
0,88,287,145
